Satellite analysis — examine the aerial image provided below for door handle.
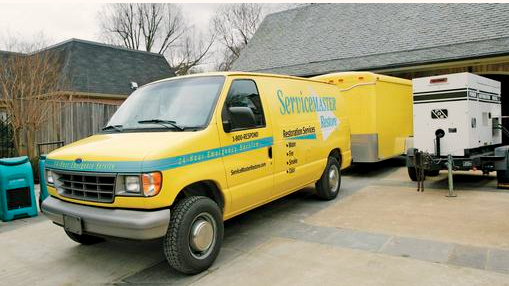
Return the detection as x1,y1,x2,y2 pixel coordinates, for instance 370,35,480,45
268,147,272,159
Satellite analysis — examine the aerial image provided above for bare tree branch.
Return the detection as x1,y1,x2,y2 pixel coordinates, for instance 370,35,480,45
0,40,67,163
168,27,216,75
157,5,186,55
212,3,264,71
98,3,210,74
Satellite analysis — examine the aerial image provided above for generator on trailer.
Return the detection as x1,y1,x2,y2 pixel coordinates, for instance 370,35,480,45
406,73,509,188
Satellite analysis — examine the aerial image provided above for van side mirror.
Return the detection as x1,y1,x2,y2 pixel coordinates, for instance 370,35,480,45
222,120,232,133
226,107,256,132
222,107,256,133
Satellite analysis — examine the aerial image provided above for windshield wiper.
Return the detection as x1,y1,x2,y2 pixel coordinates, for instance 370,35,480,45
102,124,123,132
137,119,185,131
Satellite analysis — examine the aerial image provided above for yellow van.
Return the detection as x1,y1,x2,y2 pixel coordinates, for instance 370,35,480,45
41,72,352,274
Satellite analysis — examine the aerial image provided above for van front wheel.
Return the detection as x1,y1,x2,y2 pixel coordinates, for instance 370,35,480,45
164,196,223,275
316,157,341,200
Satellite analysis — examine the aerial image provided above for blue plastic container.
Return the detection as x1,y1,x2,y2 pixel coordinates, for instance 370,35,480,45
0,156,38,221
39,155,49,205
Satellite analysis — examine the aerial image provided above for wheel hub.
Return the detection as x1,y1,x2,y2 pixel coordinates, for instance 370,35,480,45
190,218,214,252
328,165,339,193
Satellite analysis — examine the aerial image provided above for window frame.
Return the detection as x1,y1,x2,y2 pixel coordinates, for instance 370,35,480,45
221,79,267,133
102,75,226,133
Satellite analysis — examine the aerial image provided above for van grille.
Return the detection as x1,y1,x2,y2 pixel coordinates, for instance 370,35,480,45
53,171,116,203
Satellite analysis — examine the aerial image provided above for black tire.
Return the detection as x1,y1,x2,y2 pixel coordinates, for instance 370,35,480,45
315,156,341,200
164,196,223,275
408,167,418,181
426,170,440,177
497,170,509,189
65,230,104,245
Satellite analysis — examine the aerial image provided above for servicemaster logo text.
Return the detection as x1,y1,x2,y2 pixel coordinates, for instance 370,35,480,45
277,89,336,115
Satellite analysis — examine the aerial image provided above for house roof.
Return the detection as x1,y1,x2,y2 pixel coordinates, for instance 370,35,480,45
1,39,174,97
0,50,23,64
46,39,174,96
232,3,509,76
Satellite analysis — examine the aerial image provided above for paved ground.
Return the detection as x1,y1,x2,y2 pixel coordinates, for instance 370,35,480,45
1,157,509,285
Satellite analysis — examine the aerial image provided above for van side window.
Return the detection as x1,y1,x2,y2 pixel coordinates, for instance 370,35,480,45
222,80,266,132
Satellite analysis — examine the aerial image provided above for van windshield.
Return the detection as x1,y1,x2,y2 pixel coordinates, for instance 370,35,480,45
105,76,225,132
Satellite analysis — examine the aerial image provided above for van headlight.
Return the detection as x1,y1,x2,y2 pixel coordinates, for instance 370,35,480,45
125,176,141,193
116,172,162,197
46,169,54,185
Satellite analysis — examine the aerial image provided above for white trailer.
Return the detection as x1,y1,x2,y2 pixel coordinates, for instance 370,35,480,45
406,73,509,188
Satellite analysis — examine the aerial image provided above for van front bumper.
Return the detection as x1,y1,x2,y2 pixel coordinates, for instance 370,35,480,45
41,196,170,240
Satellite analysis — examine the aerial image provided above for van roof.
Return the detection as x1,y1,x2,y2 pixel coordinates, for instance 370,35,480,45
148,71,334,87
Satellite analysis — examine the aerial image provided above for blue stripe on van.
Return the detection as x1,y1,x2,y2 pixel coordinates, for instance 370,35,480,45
286,133,317,140
45,137,274,173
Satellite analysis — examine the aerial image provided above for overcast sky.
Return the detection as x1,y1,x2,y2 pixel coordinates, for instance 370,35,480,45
0,3,295,70
0,3,220,48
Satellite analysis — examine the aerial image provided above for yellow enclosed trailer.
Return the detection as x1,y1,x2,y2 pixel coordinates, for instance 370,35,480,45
313,72,413,162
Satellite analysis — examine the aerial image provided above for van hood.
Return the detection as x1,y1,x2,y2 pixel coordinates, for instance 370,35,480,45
45,131,214,173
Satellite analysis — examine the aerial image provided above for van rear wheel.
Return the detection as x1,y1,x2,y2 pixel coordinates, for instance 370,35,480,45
164,196,223,275
316,156,341,200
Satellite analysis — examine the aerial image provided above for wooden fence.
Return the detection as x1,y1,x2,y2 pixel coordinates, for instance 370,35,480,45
0,112,15,158
36,101,120,154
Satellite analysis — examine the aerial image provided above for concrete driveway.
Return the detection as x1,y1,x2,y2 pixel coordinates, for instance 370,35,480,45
1,158,509,285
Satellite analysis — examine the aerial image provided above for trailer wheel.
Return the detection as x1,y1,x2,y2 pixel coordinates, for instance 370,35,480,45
497,170,509,189
164,196,223,274
316,157,341,200
65,230,104,245
408,167,418,181
426,170,440,177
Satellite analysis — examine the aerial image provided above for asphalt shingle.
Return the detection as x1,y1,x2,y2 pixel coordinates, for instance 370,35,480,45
233,3,509,76
50,39,174,95
1,39,174,96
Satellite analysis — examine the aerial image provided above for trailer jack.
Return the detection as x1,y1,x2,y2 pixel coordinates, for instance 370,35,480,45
446,154,457,197
413,150,426,192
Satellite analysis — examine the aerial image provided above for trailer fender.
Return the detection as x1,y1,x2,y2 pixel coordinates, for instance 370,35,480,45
406,148,417,168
